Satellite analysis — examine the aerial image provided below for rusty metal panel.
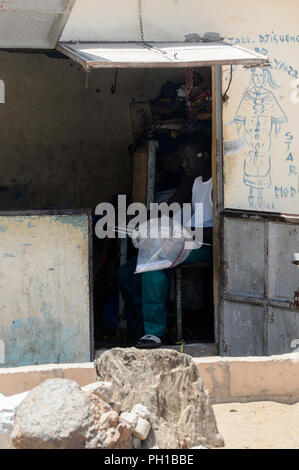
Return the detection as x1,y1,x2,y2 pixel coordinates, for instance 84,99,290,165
224,217,265,297
267,307,299,355
0,0,75,49
57,41,267,71
221,210,299,355
0,212,93,367
268,222,299,302
223,301,264,356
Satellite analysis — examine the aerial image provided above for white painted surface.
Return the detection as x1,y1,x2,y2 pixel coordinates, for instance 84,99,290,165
0,0,75,48
58,41,267,70
223,45,299,213
60,0,297,43
60,0,140,42
60,0,299,214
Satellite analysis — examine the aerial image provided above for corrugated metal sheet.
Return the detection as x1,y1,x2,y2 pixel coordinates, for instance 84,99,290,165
57,41,268,70
0,0,75,48
0,211,93,367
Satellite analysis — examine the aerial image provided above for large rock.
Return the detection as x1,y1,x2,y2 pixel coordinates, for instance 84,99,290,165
11,379,91,449
94,348,224,449
11,378,133,449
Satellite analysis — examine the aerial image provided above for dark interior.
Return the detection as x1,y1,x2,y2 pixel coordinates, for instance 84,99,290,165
92,67,214,349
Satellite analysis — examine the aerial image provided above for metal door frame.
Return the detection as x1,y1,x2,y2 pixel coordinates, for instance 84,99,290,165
212,65,224,354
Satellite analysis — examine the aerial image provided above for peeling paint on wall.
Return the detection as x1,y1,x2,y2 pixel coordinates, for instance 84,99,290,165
0,213,91,367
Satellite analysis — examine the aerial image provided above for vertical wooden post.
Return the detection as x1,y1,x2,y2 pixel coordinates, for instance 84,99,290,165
147,140,157,208
176,267,183,343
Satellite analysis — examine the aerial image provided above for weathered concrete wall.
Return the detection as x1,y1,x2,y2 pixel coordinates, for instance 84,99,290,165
61,0,295,44
0,0,75,49
194,353,299,404
0,353,298,404
61,0,299,215
0,51,191,210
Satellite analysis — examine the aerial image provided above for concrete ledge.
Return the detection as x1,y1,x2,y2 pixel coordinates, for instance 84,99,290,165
194,353,299,404
0,353,298,404
0,363,95,397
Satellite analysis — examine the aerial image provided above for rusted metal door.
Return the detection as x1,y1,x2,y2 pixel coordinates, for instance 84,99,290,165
220,211,299,356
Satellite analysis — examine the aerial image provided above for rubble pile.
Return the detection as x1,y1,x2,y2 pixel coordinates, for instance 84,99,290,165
10,378,151,449
7,348,224,449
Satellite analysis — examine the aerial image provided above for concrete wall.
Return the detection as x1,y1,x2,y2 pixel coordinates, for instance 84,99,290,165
0,51,189,210
61,0,296,44
0,0,75,49
61,0,299,215
1,353,298,404
195,353,299,404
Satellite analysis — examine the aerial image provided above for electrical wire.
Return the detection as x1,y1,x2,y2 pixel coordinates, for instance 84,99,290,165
222,65,233,102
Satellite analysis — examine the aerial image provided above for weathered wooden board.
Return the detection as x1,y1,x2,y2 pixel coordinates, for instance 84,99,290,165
132,147,148,205
0,212,92,367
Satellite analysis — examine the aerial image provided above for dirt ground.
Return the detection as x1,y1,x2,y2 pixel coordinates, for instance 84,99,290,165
212,401,299,449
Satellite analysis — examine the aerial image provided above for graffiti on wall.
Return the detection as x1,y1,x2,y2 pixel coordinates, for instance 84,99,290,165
234,68,288,209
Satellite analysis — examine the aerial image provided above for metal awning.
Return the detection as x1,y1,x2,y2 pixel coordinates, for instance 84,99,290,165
57,41,268,71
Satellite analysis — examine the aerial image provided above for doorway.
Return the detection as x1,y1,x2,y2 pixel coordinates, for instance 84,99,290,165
92,66,216,350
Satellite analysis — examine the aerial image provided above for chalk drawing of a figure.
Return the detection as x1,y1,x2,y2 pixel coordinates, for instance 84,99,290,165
234,68,287,209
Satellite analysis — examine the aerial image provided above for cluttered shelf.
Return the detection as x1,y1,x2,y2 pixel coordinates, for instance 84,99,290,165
130,68,212,143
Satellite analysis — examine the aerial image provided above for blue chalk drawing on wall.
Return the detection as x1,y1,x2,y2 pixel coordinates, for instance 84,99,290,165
234,68,288,209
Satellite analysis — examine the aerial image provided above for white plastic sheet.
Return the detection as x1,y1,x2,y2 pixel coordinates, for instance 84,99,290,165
0,391,29,448
134,216,201,273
